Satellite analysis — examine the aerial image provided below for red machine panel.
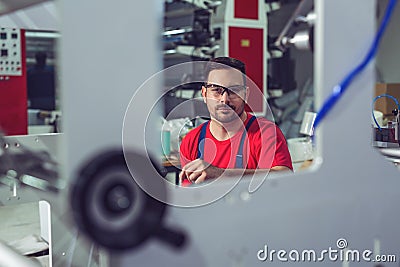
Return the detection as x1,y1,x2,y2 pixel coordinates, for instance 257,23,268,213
228,26,264,113
234,0,258,20
0,28,27,135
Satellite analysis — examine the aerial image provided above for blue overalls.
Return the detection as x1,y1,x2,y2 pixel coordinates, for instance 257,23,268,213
197,116,257,168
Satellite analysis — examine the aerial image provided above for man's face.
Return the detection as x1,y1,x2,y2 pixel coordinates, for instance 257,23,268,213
202,68,247,123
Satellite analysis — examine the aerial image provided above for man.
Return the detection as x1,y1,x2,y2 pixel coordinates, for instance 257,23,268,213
27,52,56,110
179,57,292,185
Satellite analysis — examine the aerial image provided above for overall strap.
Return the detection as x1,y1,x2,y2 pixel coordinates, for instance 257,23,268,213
235,116,257,168
197,120,210,159
196,116,257,167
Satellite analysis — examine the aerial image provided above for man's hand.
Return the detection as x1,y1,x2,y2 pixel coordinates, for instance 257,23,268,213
179,159,224,184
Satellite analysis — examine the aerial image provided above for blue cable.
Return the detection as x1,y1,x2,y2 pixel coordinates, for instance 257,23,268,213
163,36,184,43
313,0,398,130
372,94,400,131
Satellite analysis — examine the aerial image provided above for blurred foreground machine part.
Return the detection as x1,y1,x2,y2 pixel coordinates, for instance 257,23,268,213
62,0,400,266
70,150,186,251
0,0,391,266
0,133,62,193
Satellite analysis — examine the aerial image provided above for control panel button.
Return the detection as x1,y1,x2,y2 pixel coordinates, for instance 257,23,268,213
0,28,22,76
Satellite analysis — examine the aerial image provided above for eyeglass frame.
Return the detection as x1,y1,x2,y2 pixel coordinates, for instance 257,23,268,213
203,83,247,99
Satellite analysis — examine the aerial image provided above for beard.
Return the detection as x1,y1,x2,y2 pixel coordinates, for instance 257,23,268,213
210,101,246,123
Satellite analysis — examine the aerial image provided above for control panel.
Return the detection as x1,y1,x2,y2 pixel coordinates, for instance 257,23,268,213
0,27,27,135
0,28,22,76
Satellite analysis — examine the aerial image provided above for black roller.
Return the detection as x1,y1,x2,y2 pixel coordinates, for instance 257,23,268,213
69,149,185,251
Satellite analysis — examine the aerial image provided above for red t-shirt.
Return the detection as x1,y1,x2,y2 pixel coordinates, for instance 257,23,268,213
180,113,293,170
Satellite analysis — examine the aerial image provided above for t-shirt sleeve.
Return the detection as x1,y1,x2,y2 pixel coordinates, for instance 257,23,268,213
179,128,198,167
272,126,293,170
256,121,293,170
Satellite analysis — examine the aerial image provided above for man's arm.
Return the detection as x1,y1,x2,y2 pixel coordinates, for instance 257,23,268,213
179,159,291,184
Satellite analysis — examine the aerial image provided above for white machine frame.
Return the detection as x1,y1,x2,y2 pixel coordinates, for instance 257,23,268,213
1,0,399,266
65,0,400,266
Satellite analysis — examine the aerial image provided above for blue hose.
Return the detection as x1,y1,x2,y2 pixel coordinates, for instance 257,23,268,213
313,0,398,130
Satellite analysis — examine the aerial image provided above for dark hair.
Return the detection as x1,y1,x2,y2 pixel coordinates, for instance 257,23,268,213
204,57,247,87
35,52,47,66
204,57,246,77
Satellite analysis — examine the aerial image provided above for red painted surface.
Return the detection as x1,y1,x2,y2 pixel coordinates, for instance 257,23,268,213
0,29,27,135
234,0,258,20
229,26,264,113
